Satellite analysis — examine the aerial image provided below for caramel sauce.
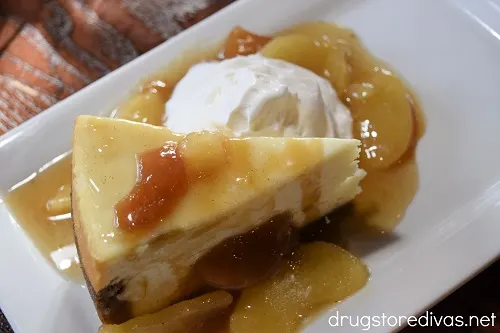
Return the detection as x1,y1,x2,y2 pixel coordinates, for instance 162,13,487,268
4,22,425,333
193,310,233,333
3,153,83,282
115,142,188,231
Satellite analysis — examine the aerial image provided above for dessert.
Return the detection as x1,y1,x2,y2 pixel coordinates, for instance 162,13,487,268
99,242,369,333
3,20,425,333
72,115,365,323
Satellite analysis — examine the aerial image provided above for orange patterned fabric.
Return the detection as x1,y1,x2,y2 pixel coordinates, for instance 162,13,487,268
0,0,234,134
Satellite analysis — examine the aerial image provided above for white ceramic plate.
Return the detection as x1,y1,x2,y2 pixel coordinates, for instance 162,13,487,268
2,0,500,332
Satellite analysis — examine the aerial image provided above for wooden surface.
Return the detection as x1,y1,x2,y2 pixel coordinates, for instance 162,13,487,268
0,1,498,332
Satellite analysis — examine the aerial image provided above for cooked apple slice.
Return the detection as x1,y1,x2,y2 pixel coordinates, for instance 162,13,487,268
261,34,330,75
99,291,233,333
323,48,350,93
279,21,359,47
346,72,415,170
46,184,71,215
230,242,368,333
278,21,376,88
223,26,271,58
349,156,419,233
115,92,164,126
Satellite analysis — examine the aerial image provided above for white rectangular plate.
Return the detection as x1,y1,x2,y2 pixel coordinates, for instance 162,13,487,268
1,0,500,332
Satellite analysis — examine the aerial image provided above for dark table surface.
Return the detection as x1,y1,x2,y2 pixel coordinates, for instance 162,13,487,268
0,311,11,333
1,260,499,332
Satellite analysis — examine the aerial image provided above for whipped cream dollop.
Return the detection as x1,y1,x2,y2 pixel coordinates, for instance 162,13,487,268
164,54,352,138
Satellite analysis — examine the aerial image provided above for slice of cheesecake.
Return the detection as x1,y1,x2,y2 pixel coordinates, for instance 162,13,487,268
72,115,365,324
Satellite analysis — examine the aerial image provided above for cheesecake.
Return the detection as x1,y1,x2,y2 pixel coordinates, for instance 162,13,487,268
72,115,365,324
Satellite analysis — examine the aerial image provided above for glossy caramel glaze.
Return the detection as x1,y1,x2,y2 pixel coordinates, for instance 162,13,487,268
115,142,188,231
3,154,82,281
5,22,424,333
